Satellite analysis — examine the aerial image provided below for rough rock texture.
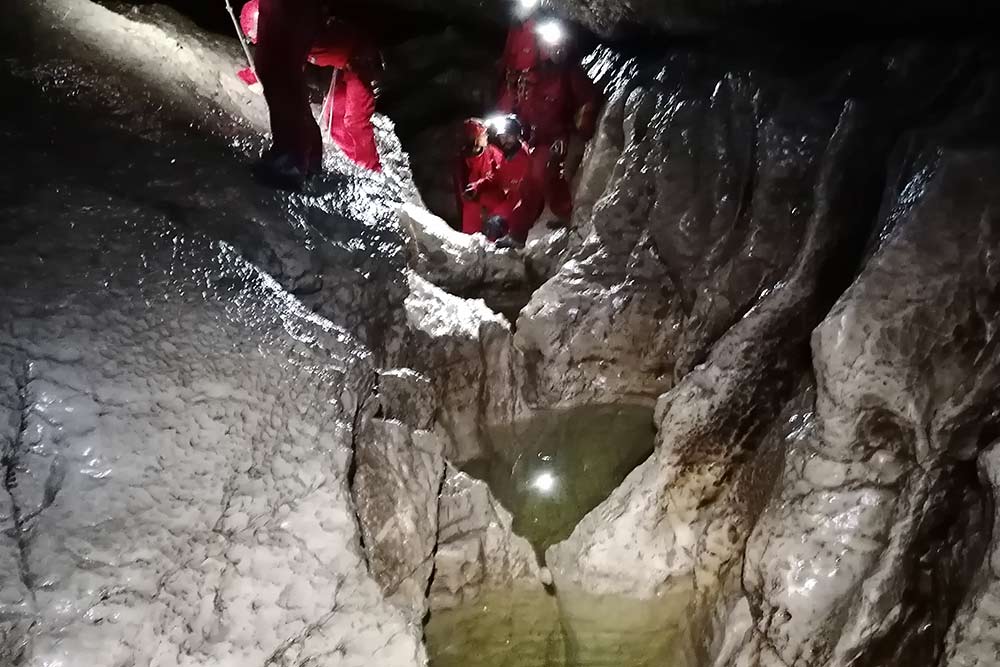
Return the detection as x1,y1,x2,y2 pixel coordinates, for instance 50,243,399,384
723,147,1000,667
429,466,542,610
400,204,529,297
0,213,425,666
518,48,886,409
353,418,446,621
544,87,877,594
0,0,519,661
400,273,522,465
540,43,1000,666
944,443,1000,667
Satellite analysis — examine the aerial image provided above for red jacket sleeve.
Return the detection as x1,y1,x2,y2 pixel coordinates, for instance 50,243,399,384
237,67,258,86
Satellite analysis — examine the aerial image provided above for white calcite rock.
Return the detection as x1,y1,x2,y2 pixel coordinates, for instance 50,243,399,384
430,466,542,610
353,419,446,621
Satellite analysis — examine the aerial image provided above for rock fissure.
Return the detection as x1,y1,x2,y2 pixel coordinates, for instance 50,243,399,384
2,359,37,604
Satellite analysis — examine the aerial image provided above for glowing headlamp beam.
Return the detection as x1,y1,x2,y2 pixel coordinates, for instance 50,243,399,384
536,20,565,47
485,115,512,134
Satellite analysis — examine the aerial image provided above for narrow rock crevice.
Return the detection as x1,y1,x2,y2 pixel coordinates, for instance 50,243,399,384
2,359,36,603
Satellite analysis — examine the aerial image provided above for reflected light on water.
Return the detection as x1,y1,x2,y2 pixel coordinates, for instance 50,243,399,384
531,471,557,495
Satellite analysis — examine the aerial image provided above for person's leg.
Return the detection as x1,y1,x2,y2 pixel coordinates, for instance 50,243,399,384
327,73,348,147
339,72,381,172
255,0,322,173
462,202,484,235
546,167,573,219
536,139,572,220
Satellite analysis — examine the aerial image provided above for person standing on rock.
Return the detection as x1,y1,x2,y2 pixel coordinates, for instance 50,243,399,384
516,20,599,223
498,0,542,116
238,0,382,189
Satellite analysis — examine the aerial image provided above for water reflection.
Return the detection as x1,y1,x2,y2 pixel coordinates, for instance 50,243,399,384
462,404,656,559
425,583,696,667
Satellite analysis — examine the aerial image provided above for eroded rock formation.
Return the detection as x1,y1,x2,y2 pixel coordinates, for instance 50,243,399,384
6,0,1000,666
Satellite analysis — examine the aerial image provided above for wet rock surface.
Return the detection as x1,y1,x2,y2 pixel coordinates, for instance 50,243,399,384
724,146,1000,667
429,466,541,610
7,0,1000,666
353,418,446,621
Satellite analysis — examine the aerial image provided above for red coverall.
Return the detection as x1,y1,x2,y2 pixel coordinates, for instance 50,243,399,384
517,62,599,219
311,26,382,172
497,19,539,113
494,141,543,242
456,124,506,235
239,0,381,172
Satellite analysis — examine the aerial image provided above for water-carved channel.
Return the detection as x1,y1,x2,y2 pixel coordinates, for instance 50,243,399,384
427,404,698,667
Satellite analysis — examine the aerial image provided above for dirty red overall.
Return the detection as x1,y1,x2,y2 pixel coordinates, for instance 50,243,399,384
494,141,543,242
518,62,599,219
497,19,539,114
457,142,507,235
242,0,381,172
311,24,382,172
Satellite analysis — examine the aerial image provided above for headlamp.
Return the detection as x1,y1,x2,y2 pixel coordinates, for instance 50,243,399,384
535,20,565,47
485,115,511,135
517,0,540,12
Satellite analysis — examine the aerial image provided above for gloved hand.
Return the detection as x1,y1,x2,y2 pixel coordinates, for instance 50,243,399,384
550,138,567,158
483,215,509,242
237,67,259,86
463,184,478,201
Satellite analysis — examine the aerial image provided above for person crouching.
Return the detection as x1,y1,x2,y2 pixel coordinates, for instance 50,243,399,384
487,115,543,248
456,119,506,237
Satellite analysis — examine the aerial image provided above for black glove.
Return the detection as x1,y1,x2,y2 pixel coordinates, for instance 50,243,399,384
484,215,508,242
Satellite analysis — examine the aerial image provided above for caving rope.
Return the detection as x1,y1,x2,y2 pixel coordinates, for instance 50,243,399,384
224,0,257,78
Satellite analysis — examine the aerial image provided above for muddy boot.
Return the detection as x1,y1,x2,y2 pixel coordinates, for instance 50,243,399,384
251,152,309,192
495,234,525,250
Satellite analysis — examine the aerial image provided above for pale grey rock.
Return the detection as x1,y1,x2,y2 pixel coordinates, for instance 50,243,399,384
399,203,529,295
544,88,882,598
0,215,426,667
353,419,446,621
1,3,435,664
378,369,437,431
429,466,542,610
402,272,523,464
943,443,1000,667
730,149,1000,667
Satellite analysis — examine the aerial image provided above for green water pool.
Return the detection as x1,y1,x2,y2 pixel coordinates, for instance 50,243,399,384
462,403,657,559
426,584,696,667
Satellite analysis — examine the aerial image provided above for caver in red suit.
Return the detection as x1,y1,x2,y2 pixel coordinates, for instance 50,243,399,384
239,0,382,173
497,18,539,112
492,135,543,242
456,120,507,236
518,59,599,219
